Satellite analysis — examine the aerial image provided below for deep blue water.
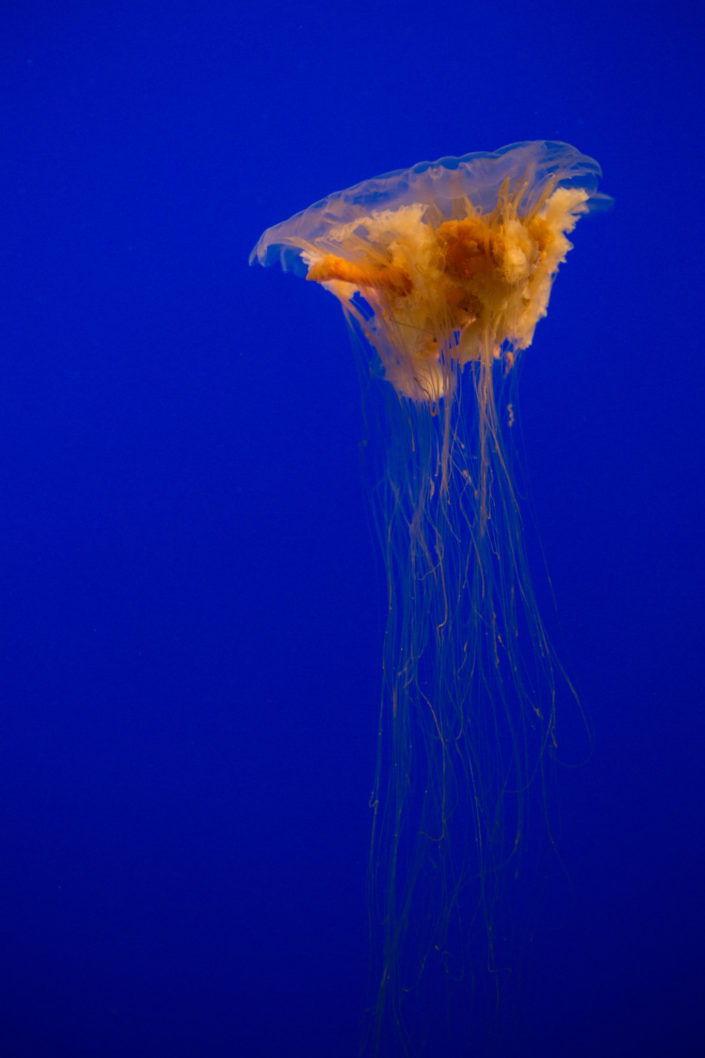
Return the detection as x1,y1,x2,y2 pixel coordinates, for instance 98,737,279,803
2,2,704,1056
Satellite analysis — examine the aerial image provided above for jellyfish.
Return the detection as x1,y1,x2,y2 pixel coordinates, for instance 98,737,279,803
250,141,608,1055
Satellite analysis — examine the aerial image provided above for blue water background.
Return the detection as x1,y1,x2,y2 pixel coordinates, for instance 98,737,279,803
2,2,704,1055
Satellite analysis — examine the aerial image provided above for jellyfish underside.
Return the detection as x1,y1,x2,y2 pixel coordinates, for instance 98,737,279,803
303,181,587,405
250,142,604,1055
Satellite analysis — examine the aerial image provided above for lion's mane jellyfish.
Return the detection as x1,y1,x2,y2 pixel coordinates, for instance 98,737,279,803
250,141,608,1053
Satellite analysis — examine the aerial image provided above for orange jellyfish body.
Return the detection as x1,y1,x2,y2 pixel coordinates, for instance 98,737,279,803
251,142,607,1055
251,141,605,402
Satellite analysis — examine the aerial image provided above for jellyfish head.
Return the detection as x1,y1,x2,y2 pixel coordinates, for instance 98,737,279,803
250,141,607,404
